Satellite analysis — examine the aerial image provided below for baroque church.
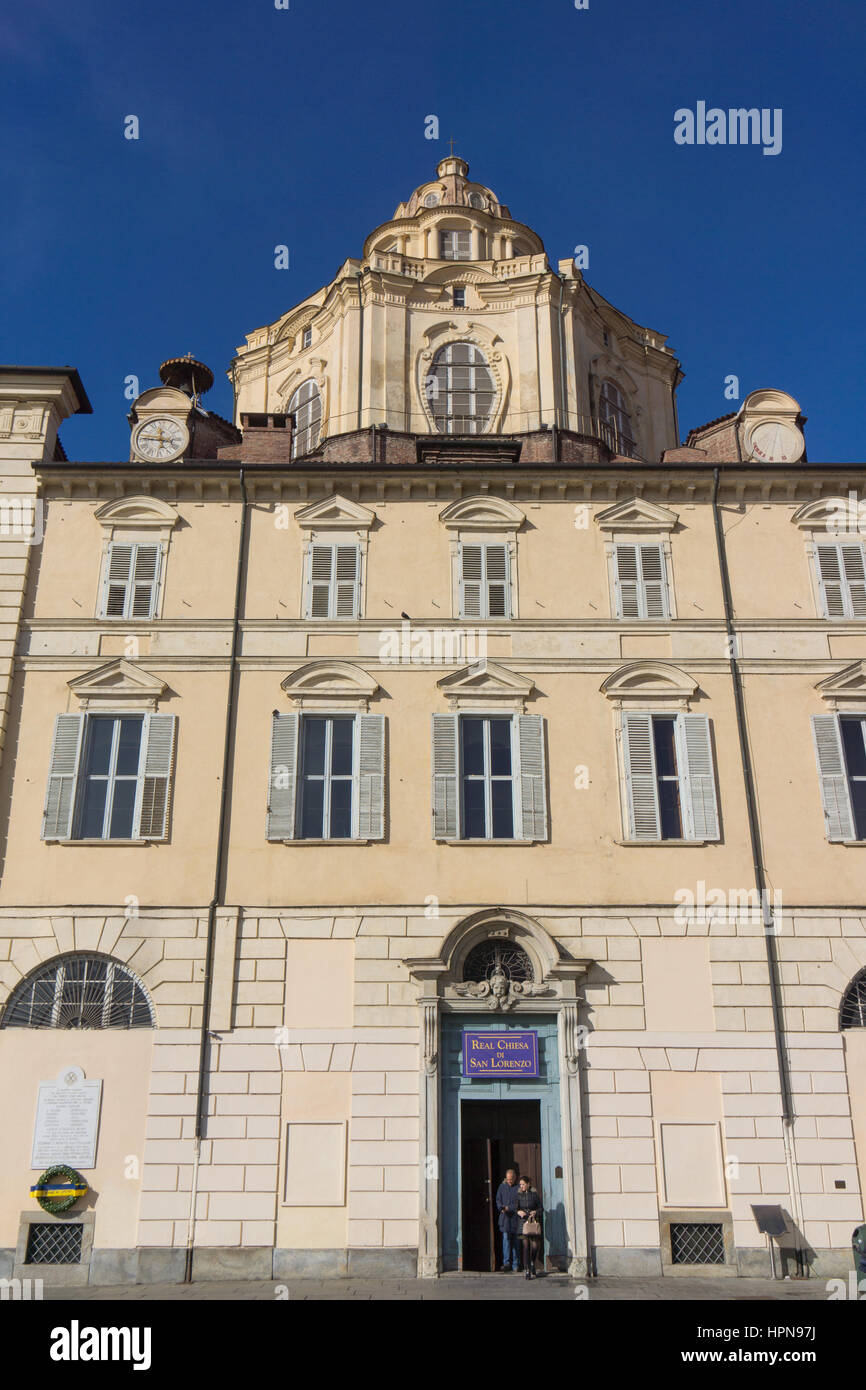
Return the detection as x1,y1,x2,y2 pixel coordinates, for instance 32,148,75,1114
0,154,864,1284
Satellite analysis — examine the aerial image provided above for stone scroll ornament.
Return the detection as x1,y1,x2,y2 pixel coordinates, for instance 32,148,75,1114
453,966,553,1012
30,1165,88,1214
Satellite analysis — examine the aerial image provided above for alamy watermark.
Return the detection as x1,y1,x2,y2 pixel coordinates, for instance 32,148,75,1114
675,103,782,156
0,496,42,544
674,880,784,931
379,619,488,665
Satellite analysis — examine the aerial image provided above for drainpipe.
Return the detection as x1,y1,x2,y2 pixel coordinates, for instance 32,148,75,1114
711,467,805,1275
356,272,364,432
184,466,249,1282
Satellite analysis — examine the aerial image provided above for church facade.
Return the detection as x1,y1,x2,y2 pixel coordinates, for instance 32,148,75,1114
0,155,864,1285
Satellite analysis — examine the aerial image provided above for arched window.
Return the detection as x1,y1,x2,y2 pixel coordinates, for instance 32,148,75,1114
429,342,496,435
289,380,323,459
599,380,635,456
840,968,866,1029
1,953,155,1029
463,938,533,985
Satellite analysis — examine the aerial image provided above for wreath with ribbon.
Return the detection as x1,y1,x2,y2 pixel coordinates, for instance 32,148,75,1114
30,1165,88,1214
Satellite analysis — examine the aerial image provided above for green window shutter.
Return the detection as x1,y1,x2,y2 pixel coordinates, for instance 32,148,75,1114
135,713,176,839
675,714,720,841
42,713,85,839
355,713,385,840
267,713,299,840
431,713,459,838
811,714,855,841
515,714,547,840
621,712,661,840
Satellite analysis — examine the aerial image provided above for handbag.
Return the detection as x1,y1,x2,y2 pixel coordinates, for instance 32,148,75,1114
522,1215,541,1236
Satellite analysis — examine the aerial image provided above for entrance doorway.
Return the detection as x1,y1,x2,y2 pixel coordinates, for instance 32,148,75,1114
461,1099,542,1272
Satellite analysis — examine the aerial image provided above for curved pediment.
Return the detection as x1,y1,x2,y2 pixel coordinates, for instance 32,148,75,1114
600,660,699,707
792,497,863,532
93,495,179,530
281,661,379,710
594,497,678,532
68,659,168,709
294,494,376,530
438,495,524,531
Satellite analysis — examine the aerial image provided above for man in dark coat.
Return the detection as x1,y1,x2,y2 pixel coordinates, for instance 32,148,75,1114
495,1167,521,1271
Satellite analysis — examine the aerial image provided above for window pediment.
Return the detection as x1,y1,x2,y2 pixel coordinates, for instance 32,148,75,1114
281,660,379,711
439,495,524,532
294,495,376,531
594,498,678,533
68,659,168,710
601,660,698,709
437,659,534,710
815,661,866,707
792,498,865,534
93,496,179,533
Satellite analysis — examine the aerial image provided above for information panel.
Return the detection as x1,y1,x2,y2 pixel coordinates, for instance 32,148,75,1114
462,1030,539,1078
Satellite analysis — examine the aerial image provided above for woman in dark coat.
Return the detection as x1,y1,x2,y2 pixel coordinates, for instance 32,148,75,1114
516,1175,543,1280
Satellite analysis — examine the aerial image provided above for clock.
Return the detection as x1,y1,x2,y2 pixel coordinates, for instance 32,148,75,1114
133,417,188,461
746,420,804,463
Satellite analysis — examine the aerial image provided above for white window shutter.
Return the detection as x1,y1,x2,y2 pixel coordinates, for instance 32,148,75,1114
309,545,334,618
515,714,548,840
614,545,641,618
355,713,385,840
131,545,161,618
431,713,459,838
811,714,855,841
640,544,669,619
675,713,720,841
460,544,483,618
485,544,509,618
334,545,360,619
267,713,299,840
42,713,85,839
134,713,176,839
841,544,866,617
621,712,661,839
103,543,134,618
816,544,846,617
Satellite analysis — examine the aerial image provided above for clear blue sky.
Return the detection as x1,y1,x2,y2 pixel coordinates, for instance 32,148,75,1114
2,0,863,461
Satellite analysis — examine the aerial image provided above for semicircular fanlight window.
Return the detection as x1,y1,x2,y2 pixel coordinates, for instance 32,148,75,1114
463,938,533,985
840,969,866,1029
1,954,155,1029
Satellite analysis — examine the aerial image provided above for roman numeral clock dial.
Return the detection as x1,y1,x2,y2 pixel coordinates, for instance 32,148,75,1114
132,417,188,461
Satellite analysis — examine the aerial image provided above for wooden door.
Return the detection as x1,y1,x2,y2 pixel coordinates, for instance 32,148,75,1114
461,1135,498,1271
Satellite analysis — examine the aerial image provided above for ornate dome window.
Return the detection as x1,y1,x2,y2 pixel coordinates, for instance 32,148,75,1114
2,953,155,1029
463,938,533,986
289,379,323,458
840,968,866,1029
424,192,440,208
429,342,496,435
468,193,486,210
599,379,635,457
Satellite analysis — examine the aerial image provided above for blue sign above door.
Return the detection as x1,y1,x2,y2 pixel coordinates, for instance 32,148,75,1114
462,1030,539,1078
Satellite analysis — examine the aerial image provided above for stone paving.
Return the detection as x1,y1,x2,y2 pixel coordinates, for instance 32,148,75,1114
42,1273,834,1301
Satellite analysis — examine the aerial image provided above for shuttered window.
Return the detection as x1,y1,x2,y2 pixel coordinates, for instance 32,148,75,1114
614,544,669,619
814,543,866,618
620,712,719,842
459,543,510,618
100,543,161,619
430,713,547,841
42,712,176,841
266,712,385,841
305,544,361,619
289,380,323,458
811,713,866,841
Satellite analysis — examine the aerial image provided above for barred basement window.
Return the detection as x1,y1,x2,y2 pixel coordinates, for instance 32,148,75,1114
670,1222,725,1265
840,968,866,1029
1,954,155,1029
26,1223,83,1265
463,939,533,985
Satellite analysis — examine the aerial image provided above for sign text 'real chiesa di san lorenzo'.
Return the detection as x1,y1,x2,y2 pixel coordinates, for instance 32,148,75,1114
1,153,865,1284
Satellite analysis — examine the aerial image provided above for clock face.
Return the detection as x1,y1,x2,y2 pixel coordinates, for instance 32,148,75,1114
134,417,187,461
747,420,804,463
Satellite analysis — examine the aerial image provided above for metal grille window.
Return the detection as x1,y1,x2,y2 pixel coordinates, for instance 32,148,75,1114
100,543,161,619
841,968,866,1029
815,542,866,618
26,1223,83,1265
429,342,496,435
599,380,635,457
2,954,154,1029
289,379,323,458
463,939,533,985
298,716,354,839
440,229,471,260
670,1222,725,1265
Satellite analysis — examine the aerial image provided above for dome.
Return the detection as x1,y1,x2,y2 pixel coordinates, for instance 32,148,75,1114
394,154,510,221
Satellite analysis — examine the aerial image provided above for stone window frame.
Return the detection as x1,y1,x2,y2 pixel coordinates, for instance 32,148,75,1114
93,495,179,622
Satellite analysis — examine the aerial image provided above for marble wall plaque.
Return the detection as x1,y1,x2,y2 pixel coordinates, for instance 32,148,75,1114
31,1065,102,1170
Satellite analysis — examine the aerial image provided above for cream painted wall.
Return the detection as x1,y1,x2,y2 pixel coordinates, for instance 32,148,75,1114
643,940,716,1031
285,941,354,1029
0,1029,152,1248
276,1072,351,1249
651,1071,727,1209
